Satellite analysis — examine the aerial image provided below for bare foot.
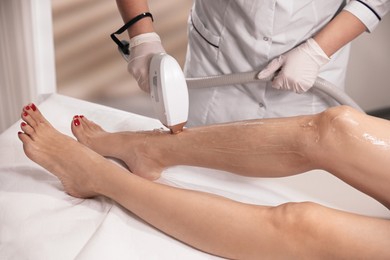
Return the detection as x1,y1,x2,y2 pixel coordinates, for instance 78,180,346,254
17,103,123,198
70,115,167,180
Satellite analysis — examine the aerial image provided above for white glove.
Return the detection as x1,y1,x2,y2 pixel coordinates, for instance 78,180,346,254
128,32,166,92
257,38,330,93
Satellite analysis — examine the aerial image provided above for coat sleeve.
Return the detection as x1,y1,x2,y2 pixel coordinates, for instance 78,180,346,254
343,0,390,32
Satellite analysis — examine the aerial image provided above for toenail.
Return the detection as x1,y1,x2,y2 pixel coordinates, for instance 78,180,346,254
74,118,80,126
80,115,84,118
31,103,37,111
23,112,28,117
18,131,23,135
73,115,79,119
21,122,27,127
25,105,30,110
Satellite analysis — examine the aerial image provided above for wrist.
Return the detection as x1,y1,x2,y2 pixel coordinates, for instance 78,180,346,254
312,34,333,57
111,12,157,55
306,38,330,66
111,12,155,44
127,18,155,38
130,32,161,48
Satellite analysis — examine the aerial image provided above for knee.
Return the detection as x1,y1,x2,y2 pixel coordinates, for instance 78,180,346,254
302,106,362,166
270,202,324,252
317,106,363,144
318,106,362,131
271,201,322,233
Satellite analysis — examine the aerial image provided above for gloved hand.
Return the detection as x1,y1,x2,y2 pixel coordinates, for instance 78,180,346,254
257,38,330,93
128,32,166,92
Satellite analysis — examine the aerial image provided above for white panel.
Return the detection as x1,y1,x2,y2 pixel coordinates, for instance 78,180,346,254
345,14,390,112
0,0,56,133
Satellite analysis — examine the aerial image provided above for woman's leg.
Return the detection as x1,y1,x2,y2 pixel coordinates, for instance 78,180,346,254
71,108,322,178
312,106,390,208
72,106,390,207
18,104,390,259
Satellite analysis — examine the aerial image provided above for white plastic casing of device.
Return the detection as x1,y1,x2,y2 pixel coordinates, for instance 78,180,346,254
149,53,189,130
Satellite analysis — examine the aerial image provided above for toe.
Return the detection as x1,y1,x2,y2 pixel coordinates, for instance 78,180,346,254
27,103,49,124
20,121,35,136
72,115,94,133
73,115,81,127
21,103,46,127
21,105,37,127
71,115,106,148
79,115,94,130
71,115,85,140
82,116,104,132
17,131,32,145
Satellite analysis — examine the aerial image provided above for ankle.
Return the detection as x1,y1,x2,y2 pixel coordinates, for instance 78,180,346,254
143,130,175,168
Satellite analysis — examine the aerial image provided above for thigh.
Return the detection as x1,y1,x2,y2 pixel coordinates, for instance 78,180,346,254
269,201,390,258
317,106,390,208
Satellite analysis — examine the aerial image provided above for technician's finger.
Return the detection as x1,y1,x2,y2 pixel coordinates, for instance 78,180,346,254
271,73,286,90
257,56,285,80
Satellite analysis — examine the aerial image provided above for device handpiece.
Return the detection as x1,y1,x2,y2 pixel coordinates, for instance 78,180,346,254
149,53,189,134
168,122,186,134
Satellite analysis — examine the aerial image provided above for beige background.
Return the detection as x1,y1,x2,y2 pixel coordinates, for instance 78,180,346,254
52,0,389,118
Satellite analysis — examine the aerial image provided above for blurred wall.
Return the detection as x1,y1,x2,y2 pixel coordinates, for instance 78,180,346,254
52,0,191,102
345,14,390,112
52,1,389,114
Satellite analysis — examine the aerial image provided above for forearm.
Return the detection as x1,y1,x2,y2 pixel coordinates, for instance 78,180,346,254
115,0,154,37
314,10,366,57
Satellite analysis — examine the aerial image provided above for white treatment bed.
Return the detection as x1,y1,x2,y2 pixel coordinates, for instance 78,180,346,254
1,94,389,260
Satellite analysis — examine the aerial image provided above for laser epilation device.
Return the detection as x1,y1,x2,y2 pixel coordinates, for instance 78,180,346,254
149,53,189,134
113,40,363,135
113,39,189,134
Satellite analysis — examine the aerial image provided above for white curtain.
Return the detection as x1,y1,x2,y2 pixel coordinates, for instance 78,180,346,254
0,0,56,133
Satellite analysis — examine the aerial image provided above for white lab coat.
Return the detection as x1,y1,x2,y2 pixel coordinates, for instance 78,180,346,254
184,0,389,126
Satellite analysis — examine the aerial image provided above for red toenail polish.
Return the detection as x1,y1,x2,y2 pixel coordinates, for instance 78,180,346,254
23,112,28,117
73,115,79,119
18,131,23,135
80,115,84,118
25,105,30,110
31,103,37,111
74,118,80,126
21,122,26,127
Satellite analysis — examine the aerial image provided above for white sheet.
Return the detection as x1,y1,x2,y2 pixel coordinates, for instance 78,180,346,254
0,94,388,260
